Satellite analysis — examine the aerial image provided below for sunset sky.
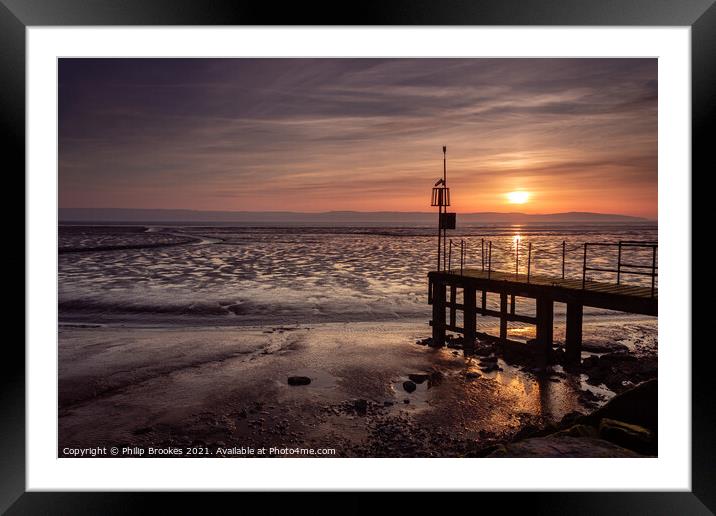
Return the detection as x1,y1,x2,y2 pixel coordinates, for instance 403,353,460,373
59,58,657,218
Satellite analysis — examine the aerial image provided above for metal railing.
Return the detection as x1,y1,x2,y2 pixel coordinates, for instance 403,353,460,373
445,238,658,297
582,241,658,296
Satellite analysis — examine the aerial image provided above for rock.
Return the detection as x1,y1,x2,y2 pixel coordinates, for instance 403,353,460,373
583,379,658,432
551,424,598,439
485,444,508,457
383,401,394,407
403,399,410,404
428,369,444,387
558,410,585,428
581,355,600,369
487,436,641,458
403,380,417,393
599,418,655,455
578,389,604,409
408,373,430,384
287,376,311,386
582,341,630,353
353,399,368,416
465,371,481,380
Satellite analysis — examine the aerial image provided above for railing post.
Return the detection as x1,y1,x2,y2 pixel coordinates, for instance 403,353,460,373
562,240,566,280
488,241,492,279
448,240,453,272
617,241,622,285
460,239,464,275
515,238,520,279
481,238,485,271
527,242,532,283
582,243,588,289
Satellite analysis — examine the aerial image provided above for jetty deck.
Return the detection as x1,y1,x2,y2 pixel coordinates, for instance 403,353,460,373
428,259,657,364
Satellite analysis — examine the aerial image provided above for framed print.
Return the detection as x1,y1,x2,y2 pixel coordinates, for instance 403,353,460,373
5,0,712,511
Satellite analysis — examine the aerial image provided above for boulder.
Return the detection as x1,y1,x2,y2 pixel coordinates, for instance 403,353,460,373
287,376,311,386
598,418,654,455
583,379,657,432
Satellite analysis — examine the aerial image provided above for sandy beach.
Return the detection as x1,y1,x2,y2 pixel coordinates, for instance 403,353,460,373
58,317,655,458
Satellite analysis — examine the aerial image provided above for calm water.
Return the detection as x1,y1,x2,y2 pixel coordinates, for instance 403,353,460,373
58,223,657,329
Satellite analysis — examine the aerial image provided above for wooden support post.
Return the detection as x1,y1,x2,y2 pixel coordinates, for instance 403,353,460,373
565,302,583,364
499,292,508,343
431,281,446,347
536,297,554,363
449,285,456,328
481,290,487,313
464,286,476,351
510,294,516,315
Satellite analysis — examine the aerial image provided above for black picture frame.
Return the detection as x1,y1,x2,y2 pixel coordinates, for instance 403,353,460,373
5,0,710,512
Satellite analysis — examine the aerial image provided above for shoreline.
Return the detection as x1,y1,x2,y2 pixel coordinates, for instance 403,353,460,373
58,319,656,458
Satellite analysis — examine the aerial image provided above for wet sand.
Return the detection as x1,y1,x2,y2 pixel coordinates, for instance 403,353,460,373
58,320,626,458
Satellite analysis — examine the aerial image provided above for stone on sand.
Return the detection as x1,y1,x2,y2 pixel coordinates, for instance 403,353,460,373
403,380,417,393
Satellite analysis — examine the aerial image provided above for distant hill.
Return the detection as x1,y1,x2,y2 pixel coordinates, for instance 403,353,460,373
59,208,651,225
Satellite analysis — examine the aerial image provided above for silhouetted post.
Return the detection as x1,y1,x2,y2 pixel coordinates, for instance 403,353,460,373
481,238,485,270
488,241,492,279
448,240,453,271
617,241,623,285
464,286,477,351
499,292,508,343
481,290,487,313
515,238,520,279
460,239,464,275
582,243,588,289
436,213,442,272
510,295,516,315
527,243,532,283
562,240,566,279
565,302,583,363
536,296,554,363
431,281,446,347
442,146,447,270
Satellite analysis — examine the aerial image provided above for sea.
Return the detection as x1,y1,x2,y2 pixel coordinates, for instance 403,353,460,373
58,223,657,346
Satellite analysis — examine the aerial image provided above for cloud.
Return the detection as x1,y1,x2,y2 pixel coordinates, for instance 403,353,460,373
59,58,657,217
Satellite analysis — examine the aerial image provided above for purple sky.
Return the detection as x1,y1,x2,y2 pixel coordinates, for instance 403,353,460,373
59,58,657,218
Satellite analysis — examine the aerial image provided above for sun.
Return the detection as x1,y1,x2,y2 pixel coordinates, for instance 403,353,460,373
506,191,530,204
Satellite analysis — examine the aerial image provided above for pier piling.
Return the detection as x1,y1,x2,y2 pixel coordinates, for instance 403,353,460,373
565,302,584,363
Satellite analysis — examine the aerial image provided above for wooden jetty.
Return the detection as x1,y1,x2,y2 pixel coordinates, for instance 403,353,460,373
427,241,657,363
424,148,656,364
